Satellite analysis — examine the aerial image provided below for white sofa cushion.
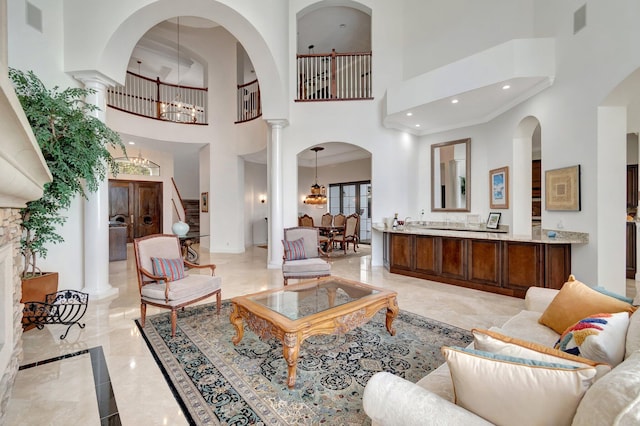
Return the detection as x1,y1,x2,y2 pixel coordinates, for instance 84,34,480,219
626,308,640,358
443,346,597,426
498,310,560,346
572,351,640,426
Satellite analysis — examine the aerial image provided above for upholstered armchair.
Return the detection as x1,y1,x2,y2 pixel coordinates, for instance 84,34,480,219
282,226,331,285
134,234,222,337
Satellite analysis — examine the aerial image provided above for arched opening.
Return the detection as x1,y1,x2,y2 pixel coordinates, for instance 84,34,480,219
297,142,372,243
512,116,541,236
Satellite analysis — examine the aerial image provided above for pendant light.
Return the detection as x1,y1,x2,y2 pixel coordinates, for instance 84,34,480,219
304,146,327,205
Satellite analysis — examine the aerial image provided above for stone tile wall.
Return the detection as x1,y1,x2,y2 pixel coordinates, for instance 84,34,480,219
0,208,22,424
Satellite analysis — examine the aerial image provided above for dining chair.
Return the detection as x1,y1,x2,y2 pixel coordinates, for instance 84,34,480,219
282,226,331,285
332,213,346,248
298,214,314,227
133,234,222,337
333,214,359,254
321,213,333,227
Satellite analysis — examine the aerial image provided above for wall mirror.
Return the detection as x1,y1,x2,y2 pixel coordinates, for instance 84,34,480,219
431,138,471,212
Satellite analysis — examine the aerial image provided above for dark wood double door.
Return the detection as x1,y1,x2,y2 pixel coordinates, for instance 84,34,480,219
109,180,162,243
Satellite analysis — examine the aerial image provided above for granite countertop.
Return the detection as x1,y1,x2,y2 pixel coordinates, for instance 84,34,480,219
372,222,589,244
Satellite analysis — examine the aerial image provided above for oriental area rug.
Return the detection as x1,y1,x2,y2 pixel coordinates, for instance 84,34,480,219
136,300,472,425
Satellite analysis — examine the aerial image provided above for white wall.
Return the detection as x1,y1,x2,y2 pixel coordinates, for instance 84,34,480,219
244,161,268,245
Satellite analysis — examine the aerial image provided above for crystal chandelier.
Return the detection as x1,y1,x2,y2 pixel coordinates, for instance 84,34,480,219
130,150,149,167
160,17,197,123
304,147,327,205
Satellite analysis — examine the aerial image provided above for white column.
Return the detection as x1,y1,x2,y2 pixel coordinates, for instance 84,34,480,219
266,119,288,269
75,72,118,299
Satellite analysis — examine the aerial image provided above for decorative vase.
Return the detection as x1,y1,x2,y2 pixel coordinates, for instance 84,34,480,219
172,221,190,237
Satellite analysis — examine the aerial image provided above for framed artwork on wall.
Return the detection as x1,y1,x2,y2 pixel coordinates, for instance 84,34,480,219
201,192,209,213
489,166,509,209
486,212,501,229
545,165,581,211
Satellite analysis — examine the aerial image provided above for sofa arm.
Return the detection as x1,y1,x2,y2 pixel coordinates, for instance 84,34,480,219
524,286,559,313
363,372,493,426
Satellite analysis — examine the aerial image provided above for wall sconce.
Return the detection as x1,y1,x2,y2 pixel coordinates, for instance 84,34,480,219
259,194,267,204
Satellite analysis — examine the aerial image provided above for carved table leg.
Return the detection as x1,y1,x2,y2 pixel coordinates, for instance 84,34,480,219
230,303,245,345
385,296,399,336
283,332,300,388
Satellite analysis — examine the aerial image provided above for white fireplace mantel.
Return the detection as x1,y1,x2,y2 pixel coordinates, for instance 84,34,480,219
0,70,51,208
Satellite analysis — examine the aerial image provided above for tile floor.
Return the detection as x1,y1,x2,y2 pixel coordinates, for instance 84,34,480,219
5,244,636,425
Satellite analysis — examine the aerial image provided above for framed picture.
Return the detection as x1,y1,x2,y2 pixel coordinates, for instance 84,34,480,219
545,165,581,211
486,212,501,229
489,166,509,209
201,192,209,213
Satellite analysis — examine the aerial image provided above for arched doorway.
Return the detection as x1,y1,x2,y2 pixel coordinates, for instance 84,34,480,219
297,142,372,243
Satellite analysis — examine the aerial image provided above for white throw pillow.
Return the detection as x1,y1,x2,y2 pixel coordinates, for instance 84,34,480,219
555,312,629,366
472,329,611,380
442,346,597,426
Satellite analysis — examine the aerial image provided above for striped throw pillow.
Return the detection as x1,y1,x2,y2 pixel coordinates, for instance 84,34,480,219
282,238,306,260
151,257,186,281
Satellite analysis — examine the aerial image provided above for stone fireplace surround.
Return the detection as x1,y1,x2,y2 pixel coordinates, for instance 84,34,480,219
0,16,52,418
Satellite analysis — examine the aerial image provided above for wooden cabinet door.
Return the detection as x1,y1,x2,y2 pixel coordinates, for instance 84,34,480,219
390,234,413,271
441,237,466,280
627,222,636,279
628,165,638,208
545,244,571,289
468,239,501,287
415,235,439,274
502,242,543,293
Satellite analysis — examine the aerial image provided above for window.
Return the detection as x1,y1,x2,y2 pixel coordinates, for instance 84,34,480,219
329,181,371,243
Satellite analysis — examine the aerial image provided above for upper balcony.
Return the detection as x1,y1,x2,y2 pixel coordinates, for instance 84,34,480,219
296,50,372,102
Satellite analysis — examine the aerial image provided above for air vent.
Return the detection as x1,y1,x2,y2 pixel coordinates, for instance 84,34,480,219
26,2,43,33
574,4,586,34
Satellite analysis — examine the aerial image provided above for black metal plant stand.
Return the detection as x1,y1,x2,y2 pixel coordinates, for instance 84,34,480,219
23,290,89,340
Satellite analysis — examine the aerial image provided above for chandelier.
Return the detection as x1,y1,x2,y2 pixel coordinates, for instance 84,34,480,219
130,150,149,167
160,17,197,123
304,146,327,205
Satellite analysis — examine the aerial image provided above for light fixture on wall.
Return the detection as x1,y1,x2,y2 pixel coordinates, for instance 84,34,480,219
303,146,327,205
259,194,267,204
160,17,197,123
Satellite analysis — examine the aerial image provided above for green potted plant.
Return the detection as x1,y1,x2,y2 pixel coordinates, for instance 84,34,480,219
10,68,125,320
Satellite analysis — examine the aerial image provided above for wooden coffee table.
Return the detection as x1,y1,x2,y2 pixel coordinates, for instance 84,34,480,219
229,277,399,388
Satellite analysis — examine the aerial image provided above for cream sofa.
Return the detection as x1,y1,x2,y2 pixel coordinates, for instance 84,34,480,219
363,286,640,425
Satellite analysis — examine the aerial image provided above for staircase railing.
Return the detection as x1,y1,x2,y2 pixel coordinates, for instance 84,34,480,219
171,177,186,222
296,50,372,101
107,71,208,124
235,79,262,123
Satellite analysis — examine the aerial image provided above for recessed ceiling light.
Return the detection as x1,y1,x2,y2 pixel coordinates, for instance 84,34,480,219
502,84,511,90
128,141,136,145
339,23,346,28
415,124,421,127
451,99,459,104
406,112,413,116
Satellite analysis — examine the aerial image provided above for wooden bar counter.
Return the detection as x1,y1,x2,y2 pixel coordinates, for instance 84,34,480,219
375,223,588,298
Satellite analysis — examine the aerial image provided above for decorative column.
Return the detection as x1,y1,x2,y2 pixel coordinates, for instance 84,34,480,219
74,72,118,299
266,119,288,268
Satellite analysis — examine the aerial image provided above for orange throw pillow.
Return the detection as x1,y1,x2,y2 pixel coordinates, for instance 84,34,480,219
539,276,636,334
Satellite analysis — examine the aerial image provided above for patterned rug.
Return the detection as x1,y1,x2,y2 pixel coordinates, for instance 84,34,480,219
136,300,472,425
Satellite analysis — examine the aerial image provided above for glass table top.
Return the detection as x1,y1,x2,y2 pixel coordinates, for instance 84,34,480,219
247,279,380,320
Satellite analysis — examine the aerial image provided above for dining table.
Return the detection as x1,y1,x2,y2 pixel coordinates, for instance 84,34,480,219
315,225,345,253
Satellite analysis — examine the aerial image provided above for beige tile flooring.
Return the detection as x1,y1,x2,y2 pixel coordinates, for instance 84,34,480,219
5,244,636,425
